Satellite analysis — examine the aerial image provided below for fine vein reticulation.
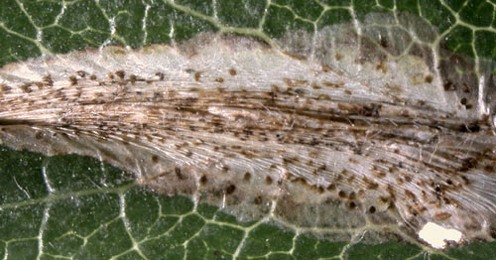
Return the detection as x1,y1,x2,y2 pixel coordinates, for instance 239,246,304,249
0,30,495,248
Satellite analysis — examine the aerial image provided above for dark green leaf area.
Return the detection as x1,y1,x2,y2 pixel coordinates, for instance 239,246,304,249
42,153,133,193
292,234,347,259
176,0,215,16
318,8,353,29
23,0,63,27
0,146,47,204
7,240,38,260
459,0,494,27
76,219,133,259
145,1,174,45
418,0,456,33
99,0,147,47
188,224,244,258
172,8,218,42
239,223,294,257
0,204,44,240
0,0,38,38
58,0,110,32
475,30,496,60
41,26,92,53
262,5,313,38
272,0,324,21
345,242,422,260
216,0,267,28
443,25,475,58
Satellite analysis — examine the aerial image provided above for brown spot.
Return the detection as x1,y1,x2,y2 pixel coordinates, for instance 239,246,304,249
338,190,347,198
155,72,165,80
174,167,184,180
76,70,87,78
194,71,203,82
348,201,357,209
1,84,12,93
327,183,336,191
90,74,97,80
424,75,433,83
254,196,263,205
20,83,33,93
375,61,387,74
443,81,455,91
225,184,236,195
35,131,44,140
404,190,417,201
265,176,273,185
344,89,352,95
115,70,125,79
434,212,452,221
335,53,343,61
228,68,237,76
460,97,467,105
199,175,208,185
368,206,376,214
222,165,230,173
215,77,224,83
396,177,404,185
42,75,54,86
151,155,159,164
69,76,78,86
243,172,251,182
348,192,356,200
321,81,343,88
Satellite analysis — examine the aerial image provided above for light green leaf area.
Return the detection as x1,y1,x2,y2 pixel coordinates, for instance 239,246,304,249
0,0,495,259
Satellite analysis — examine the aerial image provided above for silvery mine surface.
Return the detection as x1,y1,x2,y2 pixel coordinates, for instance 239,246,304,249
0,28,495,247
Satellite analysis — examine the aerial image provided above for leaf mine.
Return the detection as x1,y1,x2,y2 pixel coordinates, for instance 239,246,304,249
1,23,495,249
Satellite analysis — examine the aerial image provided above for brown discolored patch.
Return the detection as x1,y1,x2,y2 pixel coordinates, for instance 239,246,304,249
243,172,251,182
228,68,237,76
199,175,208,185
254,196,263,205
376,61,387,74
174,167,184,180
69,76,78,86
368,206,376,214
348,192,356,200
90,74,97,80
338,190,347,198
344,89,352,95
194,71,203,82
115,70,126,79
424,74,433,83
76,70,88,78
327,183,336,191
434,212,452,221
151,155,159,164
35,131,44,140
348,201,357,209
1,84,12,93
225,184,236,195
265,176,273,185
42,75,54,86
215,77,224,83
443,81,455,91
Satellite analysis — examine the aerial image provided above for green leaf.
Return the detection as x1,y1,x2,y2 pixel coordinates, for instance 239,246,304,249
1,0,495,259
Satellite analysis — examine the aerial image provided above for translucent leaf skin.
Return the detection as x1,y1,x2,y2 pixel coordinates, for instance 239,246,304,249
1,30,495,248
